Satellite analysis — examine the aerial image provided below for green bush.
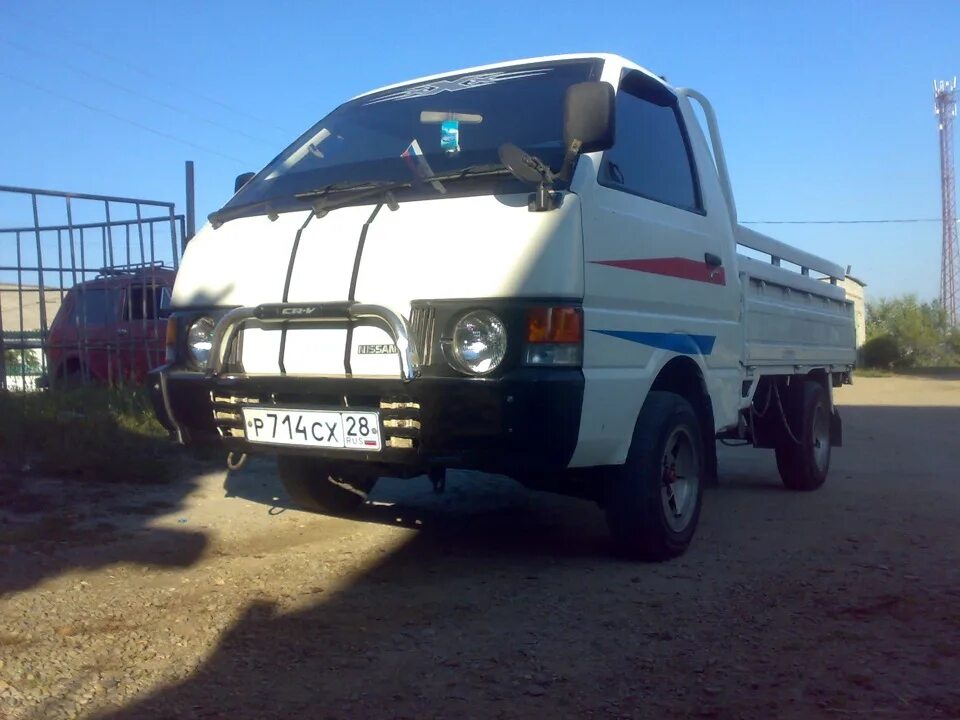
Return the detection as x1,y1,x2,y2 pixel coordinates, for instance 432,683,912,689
947,328,960,359
860,335,900,369
0,387,179,482
866,295,960,368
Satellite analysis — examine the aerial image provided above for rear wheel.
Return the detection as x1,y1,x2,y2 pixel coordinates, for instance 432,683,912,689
605,391,704,561
278,456,377,515
775,380,831,491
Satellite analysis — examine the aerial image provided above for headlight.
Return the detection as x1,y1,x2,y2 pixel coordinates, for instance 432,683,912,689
186,316,216,367
447,310,507,376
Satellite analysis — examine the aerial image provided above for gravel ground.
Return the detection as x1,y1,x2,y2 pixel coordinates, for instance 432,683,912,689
1,374,959,719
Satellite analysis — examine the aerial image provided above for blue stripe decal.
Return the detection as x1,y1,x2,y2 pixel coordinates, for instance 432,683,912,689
592,330,716,356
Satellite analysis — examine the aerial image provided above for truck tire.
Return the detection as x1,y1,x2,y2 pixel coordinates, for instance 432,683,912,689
277,456,377,515
605,391,704,561
775,380,830,491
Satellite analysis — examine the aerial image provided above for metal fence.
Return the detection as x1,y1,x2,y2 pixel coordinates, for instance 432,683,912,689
0,184,185,391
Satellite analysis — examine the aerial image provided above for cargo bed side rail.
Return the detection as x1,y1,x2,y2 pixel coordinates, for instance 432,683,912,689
677,87,847,298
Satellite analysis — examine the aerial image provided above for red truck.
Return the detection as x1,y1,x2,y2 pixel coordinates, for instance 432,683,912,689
45,265,175,386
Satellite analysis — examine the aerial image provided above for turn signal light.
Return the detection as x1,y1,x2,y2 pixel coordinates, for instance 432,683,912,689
526,307,582,344
164,317,178,363
524,307,582,367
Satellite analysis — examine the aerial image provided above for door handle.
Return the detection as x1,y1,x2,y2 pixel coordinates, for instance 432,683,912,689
704,252,723,267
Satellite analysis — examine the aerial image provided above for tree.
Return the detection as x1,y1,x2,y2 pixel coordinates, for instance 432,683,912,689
947,327,960,359
866,295,958,368
860,334,900,369
3,348,42,374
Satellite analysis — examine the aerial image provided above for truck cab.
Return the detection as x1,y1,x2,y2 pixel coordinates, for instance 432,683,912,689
151,54,855,560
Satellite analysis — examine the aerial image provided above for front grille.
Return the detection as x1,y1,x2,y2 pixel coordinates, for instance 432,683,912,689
210,389,421,450
409,306,436,365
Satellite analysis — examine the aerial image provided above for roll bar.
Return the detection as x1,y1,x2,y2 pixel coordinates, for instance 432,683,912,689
206,302,420,382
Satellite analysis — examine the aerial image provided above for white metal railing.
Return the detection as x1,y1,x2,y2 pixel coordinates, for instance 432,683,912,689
736,226,846,281
677,87,848,296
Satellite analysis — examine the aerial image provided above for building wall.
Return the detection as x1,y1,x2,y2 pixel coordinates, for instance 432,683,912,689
821,276,866,350
840,278,866,349
0,284,63,333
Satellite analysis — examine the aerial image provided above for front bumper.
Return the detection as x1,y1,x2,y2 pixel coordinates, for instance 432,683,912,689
149,367,584,476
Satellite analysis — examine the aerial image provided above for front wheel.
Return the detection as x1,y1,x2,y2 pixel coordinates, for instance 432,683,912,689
278,456,377,515
605,391,704,561
775,380,831,491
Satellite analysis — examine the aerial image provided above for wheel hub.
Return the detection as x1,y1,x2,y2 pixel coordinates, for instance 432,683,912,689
660,427,699,533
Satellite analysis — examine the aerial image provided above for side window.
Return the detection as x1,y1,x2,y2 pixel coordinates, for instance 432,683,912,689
62,297,78,327
74,288,121,326
599,74,701,212
126,285,166,320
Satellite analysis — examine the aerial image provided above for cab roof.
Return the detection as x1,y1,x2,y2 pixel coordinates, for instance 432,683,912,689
350,53,671,102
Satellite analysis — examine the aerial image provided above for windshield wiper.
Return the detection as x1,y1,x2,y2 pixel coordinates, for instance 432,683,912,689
428,163,512,183
292,165,512,210
210,181,410,228
293,179,409,201
209,165,517,228
295,165,510,200
291,180,411,218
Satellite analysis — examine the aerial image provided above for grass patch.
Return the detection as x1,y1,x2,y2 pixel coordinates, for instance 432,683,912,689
896,367,960,378
854,368,894,378
0,387,180,482
854,367,960,379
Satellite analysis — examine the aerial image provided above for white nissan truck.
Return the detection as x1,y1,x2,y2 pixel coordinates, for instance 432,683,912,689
151,54,856,560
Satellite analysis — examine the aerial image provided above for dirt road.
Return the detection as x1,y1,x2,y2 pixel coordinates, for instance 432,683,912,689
1,375,959,719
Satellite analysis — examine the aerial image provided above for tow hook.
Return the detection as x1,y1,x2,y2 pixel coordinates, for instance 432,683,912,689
227,452,248,471
429,467,446,494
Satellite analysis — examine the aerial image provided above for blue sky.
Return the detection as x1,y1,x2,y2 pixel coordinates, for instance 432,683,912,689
0,0,957,300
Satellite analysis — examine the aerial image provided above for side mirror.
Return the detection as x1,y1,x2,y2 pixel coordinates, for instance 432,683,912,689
563,81,616,155
234,172,256,193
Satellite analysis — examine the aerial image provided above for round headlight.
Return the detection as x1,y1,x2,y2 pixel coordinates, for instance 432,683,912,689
448,310,507,376
186,316,216,367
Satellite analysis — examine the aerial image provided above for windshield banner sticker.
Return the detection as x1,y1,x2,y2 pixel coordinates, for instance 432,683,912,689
364,69,553,105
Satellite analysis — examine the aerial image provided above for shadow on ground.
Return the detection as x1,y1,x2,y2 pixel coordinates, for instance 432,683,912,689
225,457,612,559
0,454,210,596
97,402,960,718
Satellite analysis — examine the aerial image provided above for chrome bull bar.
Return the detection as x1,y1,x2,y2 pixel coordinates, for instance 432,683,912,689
206,302,421,382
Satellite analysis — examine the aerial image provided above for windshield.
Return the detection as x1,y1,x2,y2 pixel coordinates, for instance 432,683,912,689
221,59,601,219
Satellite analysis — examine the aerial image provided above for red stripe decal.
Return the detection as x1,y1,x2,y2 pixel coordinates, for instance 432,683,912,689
592,257,726,285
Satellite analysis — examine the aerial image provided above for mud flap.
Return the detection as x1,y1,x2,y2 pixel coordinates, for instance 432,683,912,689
830,408,843,448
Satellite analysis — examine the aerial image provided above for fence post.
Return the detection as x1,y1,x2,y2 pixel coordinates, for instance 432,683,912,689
185,160,196,247
30,194,49,335
0,289,6,391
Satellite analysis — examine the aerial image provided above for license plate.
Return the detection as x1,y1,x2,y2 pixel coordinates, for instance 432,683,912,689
241,407,381,451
